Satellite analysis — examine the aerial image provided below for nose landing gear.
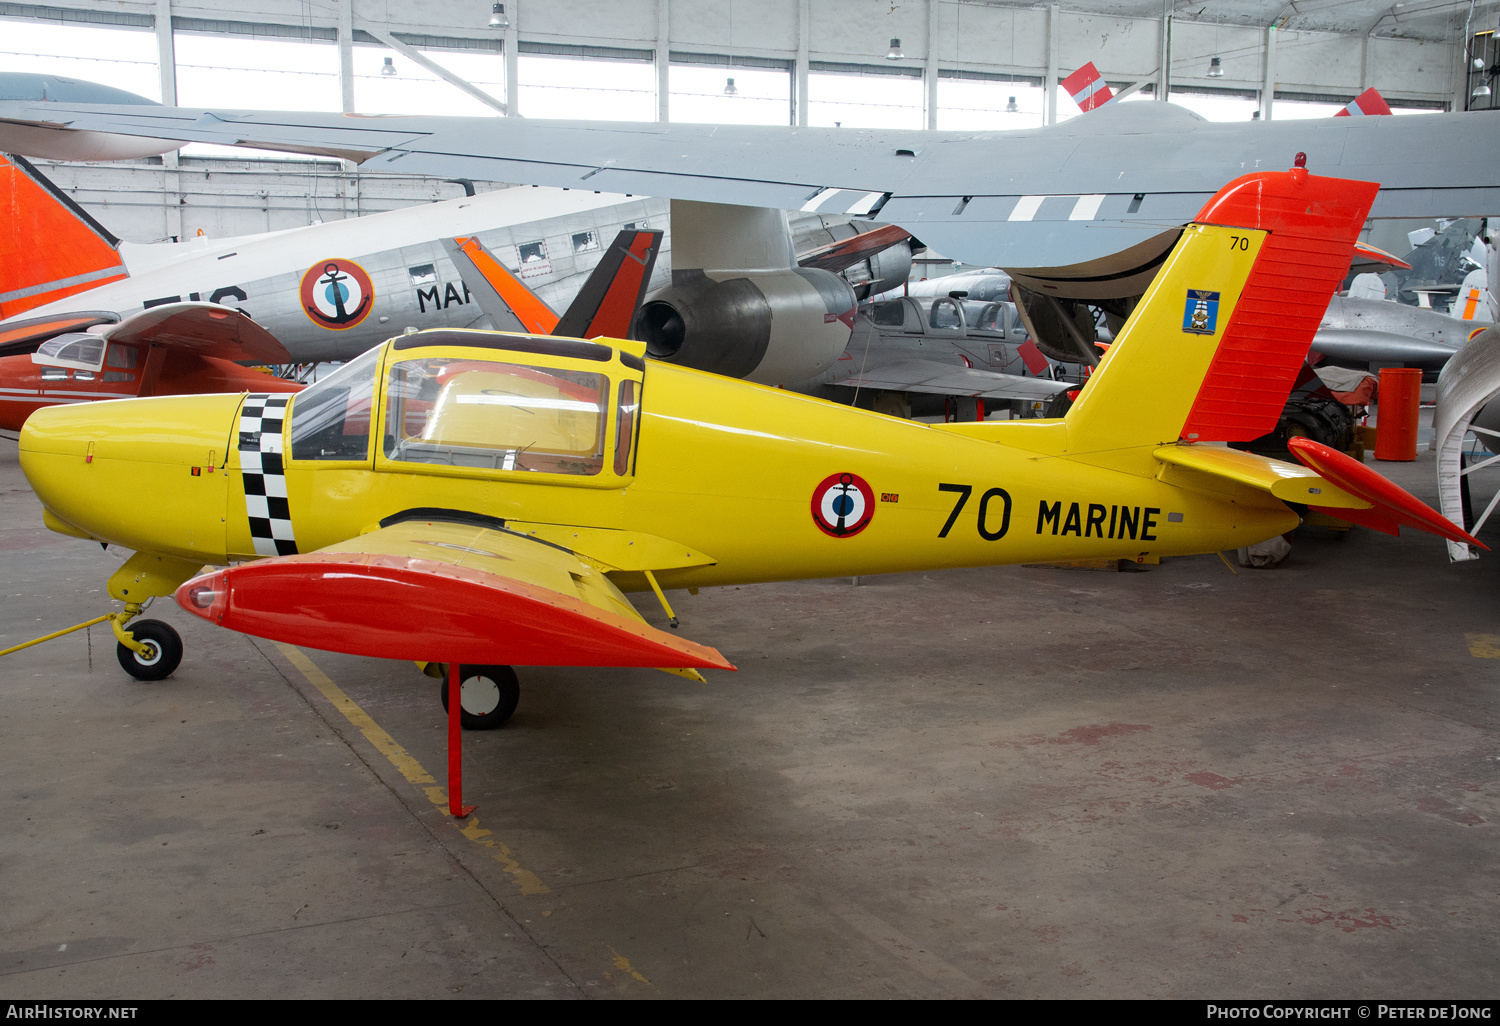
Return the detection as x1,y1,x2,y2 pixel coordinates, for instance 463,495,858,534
113,617,183,681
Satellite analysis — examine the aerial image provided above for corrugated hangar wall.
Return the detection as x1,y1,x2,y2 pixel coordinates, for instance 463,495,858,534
8,0,1484,242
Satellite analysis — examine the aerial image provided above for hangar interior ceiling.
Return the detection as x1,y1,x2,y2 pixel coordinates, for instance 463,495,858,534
7,0,1496,242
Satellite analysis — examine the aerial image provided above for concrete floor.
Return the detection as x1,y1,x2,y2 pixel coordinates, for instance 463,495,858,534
1,429,1497,999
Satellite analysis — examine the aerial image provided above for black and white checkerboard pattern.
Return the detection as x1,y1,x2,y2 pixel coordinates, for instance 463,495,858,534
239,394,298,557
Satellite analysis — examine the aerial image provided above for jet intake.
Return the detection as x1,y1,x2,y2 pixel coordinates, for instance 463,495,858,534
636,267,855,385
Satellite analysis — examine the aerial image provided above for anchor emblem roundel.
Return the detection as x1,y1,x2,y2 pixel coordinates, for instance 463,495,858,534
299,258,375,330
811,472,875,538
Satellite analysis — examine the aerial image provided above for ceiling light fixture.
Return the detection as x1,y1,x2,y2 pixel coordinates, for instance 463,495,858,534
1005,95,1019,113
489,3,509,29
724,77,737,96
381,56,397,77
1207,56,1224,78
886,38,904,60
1474,81,1492,99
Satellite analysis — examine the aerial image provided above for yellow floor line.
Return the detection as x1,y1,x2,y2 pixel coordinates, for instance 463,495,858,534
1465,633,1500,659
275,642,550,896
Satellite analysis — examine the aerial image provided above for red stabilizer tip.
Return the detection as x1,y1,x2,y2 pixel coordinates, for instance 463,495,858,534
1287,437,1487,550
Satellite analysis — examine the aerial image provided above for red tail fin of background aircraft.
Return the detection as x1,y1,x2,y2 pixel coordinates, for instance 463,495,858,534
1061,63,1113,112
0,153,127,320
447,229,663,341
1333,88,1393,117
552,229,663,339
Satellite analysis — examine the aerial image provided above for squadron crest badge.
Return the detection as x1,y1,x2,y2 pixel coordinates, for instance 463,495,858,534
811,472,875,538
300,258,375,330
1182,289,1220,335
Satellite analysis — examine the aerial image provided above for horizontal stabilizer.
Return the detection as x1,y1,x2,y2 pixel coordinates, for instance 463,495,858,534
1287,437,1486,548
1154,443,1368,508
176,519,735,670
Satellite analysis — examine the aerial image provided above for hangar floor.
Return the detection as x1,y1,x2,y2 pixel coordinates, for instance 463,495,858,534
1,430,1497,1000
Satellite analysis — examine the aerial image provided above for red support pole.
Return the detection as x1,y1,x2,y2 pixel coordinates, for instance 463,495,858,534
975,398,985,422
448,662,475,818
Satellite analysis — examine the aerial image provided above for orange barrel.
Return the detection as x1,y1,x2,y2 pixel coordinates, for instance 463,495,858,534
1374,367,1422,461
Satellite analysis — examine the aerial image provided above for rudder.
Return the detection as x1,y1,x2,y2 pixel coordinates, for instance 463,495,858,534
1062,165,1377,472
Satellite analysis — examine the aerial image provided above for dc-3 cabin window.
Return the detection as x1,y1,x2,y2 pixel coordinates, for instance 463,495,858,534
383,355,609,475
288,347,380,461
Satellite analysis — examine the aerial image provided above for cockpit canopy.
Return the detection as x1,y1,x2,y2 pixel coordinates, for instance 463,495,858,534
285,330,644,484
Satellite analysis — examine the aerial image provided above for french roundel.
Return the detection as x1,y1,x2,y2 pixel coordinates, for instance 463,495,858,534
299,258,375,330
811,472,875,538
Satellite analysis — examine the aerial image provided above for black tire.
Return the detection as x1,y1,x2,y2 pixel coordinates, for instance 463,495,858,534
1237,393,1356,459
438,664,520,730
115,619,183,681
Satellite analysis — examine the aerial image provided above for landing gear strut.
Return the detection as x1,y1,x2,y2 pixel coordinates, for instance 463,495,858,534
436,664,520,730
114,618,183,681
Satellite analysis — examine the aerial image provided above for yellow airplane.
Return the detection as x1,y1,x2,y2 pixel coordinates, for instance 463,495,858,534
14,164,1483,812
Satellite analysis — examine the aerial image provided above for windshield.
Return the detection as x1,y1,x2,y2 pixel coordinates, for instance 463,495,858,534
383,356,608,475
288,346,380,461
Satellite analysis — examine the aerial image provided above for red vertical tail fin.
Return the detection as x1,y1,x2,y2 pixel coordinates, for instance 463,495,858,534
553,229,663,339
0,154,126,319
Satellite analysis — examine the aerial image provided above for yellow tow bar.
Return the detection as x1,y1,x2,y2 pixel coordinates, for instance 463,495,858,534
0,608,150,658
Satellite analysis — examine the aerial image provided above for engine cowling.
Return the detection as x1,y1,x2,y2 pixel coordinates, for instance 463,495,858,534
636,267,856,384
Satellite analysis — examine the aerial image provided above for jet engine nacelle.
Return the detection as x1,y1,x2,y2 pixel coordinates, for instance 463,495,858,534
636,267,856,385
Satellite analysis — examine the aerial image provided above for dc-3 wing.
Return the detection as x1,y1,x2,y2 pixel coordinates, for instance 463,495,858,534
831,356,1069,401
6,97,1498,270
176,516,735,673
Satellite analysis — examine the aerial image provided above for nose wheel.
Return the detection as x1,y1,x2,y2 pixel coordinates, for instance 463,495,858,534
437,664,520,730
115,619,183,681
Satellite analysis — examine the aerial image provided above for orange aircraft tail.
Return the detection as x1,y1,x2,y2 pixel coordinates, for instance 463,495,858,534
445,228,663,340
0,153,127,320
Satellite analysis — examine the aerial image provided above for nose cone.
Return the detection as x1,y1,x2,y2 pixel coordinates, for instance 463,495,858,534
20,393,242,561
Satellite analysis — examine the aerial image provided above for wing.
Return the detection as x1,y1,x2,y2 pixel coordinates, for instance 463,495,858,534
30,302,290,371
7,98,1499,269
830,356,1069,401
174,517,734,671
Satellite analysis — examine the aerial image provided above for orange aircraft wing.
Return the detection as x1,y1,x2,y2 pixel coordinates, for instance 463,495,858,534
176,514,735,671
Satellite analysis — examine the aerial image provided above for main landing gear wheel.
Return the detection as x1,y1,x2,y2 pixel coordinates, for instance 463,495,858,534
439,664,520,730
116,619,183,681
